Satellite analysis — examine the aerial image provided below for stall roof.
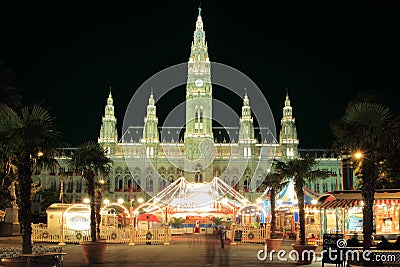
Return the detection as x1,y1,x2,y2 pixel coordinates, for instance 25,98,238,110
312,189,400,209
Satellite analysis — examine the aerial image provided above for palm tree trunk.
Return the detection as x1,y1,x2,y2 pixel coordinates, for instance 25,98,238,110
270,188,277,238
295,181,306,246
361,158,376,250
87,173,96,242
18,158,33,254
95,190,101,239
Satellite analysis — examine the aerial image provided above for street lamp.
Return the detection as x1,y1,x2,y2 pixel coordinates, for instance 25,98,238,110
83,197,90,204
341,150,363,190
103,199,110,206
354,151,363,159
117,198,124,205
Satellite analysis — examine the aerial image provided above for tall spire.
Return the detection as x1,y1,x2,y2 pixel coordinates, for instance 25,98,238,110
189,6,209,68
107,87,113,105
184,7,213,167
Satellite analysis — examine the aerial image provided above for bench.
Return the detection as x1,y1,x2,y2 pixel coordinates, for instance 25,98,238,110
19,252,67,267
0,246,62,260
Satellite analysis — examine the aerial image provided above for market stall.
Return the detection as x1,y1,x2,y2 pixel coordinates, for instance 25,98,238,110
313,189,400,240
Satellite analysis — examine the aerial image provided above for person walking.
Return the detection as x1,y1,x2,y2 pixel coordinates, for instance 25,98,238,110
219,226,226,249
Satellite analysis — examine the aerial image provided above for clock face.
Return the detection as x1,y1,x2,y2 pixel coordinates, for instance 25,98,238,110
195,79,204,87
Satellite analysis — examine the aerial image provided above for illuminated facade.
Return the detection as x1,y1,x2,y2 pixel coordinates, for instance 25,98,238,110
31,9,347,215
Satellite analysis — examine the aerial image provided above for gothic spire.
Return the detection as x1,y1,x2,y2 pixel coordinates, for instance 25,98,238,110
279,91,298,158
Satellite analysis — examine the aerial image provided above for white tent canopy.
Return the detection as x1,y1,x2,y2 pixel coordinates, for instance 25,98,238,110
135,176,248,214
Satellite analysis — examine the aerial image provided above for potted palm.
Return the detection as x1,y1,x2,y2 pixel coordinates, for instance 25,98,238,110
0,104,61,266
262,160,288,252
277,155,329,265
69,141,112,264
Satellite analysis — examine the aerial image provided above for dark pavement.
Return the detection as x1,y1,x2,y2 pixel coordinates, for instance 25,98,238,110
0,235,339,266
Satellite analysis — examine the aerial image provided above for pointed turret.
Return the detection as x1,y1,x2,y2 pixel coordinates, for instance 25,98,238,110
279,92,299,159
98,87,118,155
239,89,256,157
142,91,159,158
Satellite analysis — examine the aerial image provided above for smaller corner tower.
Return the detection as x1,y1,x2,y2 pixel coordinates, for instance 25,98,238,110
142,91,159,158
279,92,299,159
239,89,256,157
98,87,118,155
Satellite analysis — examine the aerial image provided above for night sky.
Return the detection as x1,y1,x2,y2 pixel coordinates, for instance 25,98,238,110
1,1,399,149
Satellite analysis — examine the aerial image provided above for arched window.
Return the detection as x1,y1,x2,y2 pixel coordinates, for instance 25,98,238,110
146,176,153,191
159,179,167,190
118,179,123,191
195,172,203,183
128,179,132,190
244,176,250,192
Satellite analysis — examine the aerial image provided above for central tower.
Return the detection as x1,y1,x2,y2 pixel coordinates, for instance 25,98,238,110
184,8,214,162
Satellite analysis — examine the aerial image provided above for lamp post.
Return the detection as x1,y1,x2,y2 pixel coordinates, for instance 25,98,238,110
58,173,66,246
164,205,170,245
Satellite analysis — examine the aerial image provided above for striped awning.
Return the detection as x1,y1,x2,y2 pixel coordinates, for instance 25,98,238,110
318,199,362,209
374,199,400,205
315,199,400,209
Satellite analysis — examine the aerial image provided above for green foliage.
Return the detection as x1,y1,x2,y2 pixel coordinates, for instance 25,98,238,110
69,141,112,242
0,104,61,254
330,98,400,249
0,184,12,210
213,216,224,226
170,217,185,228
274,155,330,245
40,189,59,214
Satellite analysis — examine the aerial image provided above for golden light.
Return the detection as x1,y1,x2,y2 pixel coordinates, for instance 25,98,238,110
37,152,44,157
138,197,144,203
103,199,110,205
256,197,263,204
117,198,124,204
98,179,105,185
354,152,363,159
311,199,318,205
83,198,90,204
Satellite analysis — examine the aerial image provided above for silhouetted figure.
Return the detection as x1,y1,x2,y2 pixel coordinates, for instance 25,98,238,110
218,226,226,249
347,233,361,247
377,236,393,250
393,235,400,250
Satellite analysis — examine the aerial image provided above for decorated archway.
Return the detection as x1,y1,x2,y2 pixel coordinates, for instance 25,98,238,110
236,203,268,226
100,202,131,227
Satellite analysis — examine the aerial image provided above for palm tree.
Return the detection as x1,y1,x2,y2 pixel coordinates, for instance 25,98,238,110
69,141,112,242
260,160,288,238
331,102,400,249
277,155,330,246
0,104,61,254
